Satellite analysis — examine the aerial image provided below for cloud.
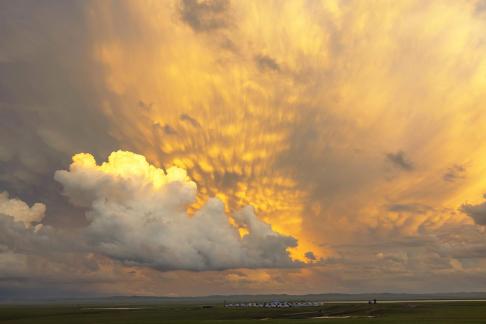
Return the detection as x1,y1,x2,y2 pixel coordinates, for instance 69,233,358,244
54,150,298,271
153,122,177,135
387,203,432,214
0,1,117,227
0,194,98,298
0,210,141,299
385,151,414,171
0,191,45,228
2,0,486,296
255,54,280,72
304,251,316,261
179,0,230,32
179,114,201,128
443,164,466,182
214,171,240,189
461,194,486,225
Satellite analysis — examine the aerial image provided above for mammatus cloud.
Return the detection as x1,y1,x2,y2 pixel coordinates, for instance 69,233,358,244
255,54,280,72
385,151,414,171
1,0,486,296
387,203,432,214
0,191,45,228
461,194,486,225
443,164,466,182
179,0,230,32
54,150,298,271
179,114,201,128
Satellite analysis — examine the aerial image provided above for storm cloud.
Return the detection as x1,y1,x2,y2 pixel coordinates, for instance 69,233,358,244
2,0,486,297
461,194,486,226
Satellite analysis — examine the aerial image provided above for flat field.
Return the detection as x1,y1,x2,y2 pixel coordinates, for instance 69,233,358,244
1,301,486,323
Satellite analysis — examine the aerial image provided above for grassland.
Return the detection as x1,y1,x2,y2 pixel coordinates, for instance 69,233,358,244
1,301,486,323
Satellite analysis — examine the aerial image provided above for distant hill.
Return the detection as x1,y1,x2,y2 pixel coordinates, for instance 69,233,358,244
3,292,486,304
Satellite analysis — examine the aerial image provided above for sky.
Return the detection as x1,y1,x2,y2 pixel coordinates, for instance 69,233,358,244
1,0,486,299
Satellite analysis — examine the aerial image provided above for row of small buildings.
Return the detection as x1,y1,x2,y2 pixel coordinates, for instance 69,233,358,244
224,301,324,308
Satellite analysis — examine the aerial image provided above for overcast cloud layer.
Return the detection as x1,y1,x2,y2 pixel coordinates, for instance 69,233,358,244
1,0,486,297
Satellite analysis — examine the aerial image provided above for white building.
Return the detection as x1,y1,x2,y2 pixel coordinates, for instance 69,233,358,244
224,300,324,308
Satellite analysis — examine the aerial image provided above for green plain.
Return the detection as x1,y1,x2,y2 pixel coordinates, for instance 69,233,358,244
1,301,486,323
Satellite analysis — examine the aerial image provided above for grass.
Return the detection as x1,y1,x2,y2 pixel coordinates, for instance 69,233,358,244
1,301,486,323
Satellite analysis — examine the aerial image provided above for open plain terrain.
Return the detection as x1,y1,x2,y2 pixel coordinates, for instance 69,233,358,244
1,301,486,323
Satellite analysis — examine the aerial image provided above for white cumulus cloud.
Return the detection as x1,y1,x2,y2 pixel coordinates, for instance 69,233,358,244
54,150,298,271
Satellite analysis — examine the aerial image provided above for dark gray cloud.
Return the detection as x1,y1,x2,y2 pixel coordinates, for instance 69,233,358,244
461,194,486,225
179,0,230,32
0,211,110,299
180,113,201,127
305,251,316,261
152,122,177,135
387,203,432,214
443,164,466,182
138,100,153,112
255,54,280,72
0,1,117,226
386,151,414,171
215,171,240,189
163,124,177,135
